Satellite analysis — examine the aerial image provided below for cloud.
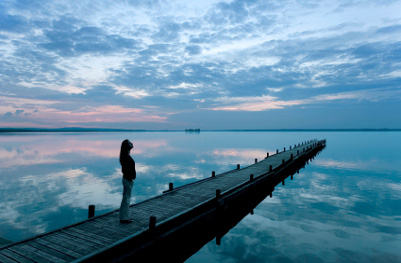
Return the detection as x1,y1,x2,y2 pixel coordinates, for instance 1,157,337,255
209,87,401,112
1,0,401,128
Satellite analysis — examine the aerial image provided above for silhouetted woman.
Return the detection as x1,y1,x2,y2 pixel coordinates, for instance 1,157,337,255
119,139,136,223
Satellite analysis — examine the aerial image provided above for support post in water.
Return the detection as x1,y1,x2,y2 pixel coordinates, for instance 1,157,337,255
88,205,95,218
282,179,285,186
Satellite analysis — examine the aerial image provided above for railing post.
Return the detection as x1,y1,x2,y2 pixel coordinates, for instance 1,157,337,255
266,152,269,158
255,158,258,164
212,171,215,177
149,216,156,231
216,189,221,199
237,164,240,170
169,183,173,191
88,205,95,218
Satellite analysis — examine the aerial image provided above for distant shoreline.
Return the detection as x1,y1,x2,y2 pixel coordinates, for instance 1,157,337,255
1,128,400,133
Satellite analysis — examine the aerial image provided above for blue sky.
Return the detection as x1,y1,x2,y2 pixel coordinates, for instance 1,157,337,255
0,0,400,129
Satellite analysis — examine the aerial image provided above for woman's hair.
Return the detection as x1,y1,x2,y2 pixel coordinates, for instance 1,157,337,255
120,139,131,164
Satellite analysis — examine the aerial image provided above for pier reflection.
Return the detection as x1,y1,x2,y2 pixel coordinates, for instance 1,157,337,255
130,145,325,262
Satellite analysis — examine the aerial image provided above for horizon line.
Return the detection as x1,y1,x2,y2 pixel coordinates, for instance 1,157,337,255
1,127,400,132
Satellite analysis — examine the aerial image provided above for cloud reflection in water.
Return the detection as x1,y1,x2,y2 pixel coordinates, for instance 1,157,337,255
0,132,400,263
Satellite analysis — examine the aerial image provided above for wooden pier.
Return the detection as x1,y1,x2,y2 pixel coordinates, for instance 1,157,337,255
0,139,326,263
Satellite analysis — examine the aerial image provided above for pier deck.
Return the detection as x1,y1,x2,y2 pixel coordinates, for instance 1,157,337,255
0,139,326,263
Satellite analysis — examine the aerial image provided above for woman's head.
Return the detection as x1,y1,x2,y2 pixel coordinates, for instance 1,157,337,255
120,139,133,155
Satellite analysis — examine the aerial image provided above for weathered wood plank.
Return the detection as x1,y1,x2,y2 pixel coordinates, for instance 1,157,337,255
51,233,99,253
74,222,126,241
9,244,65,263
35,237,85,259
1,249,35,263
62,228,113,246
89,221,137,237
27,241,76,262
0,253,18,263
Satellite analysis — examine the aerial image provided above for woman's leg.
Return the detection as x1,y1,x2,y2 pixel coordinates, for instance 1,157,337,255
119,178,133,220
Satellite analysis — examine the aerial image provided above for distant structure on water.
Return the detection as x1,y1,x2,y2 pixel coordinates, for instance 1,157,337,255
185,128,200,133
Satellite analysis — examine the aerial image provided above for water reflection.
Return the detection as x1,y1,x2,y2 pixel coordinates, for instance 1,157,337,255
1,132,400,262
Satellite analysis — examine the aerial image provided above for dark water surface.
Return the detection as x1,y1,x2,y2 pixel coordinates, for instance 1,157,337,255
0,131,400,262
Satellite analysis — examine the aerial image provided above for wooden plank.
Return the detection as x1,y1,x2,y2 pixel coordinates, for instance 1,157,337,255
62,228,112,246
139,201,187,215
1,249,35,263
28,241,76,262
35,237,85,259
89,221,135,237
74,223,126,241
0,253,18,263
8,244,65,263
52,233,99,253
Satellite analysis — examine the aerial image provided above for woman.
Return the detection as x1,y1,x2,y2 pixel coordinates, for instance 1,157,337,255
119,139,136,223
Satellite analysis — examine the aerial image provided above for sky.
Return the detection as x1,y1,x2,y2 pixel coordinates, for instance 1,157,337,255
0,0,401,130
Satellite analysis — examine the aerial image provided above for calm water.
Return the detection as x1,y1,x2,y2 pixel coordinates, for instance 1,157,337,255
0,131,400,262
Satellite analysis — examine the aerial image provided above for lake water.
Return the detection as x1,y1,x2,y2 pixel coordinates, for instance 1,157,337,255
0,131,400,262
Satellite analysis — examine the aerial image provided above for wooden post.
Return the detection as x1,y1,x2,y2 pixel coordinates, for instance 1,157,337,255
282,179,285,186
266,152,269,158
216,189,221,199
284,147,286,152
291,153,293,159
169,183,173,191
276,149,279,154
255,158,257,164
282,159,285,165
290,146,292,150
297,150,299,155
88,205,95,218
291,174,293,180
237,164,240,170
270,192,273,198
250,209,254,215
149,216,156,231
250,174,254,182
212,171,215,177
